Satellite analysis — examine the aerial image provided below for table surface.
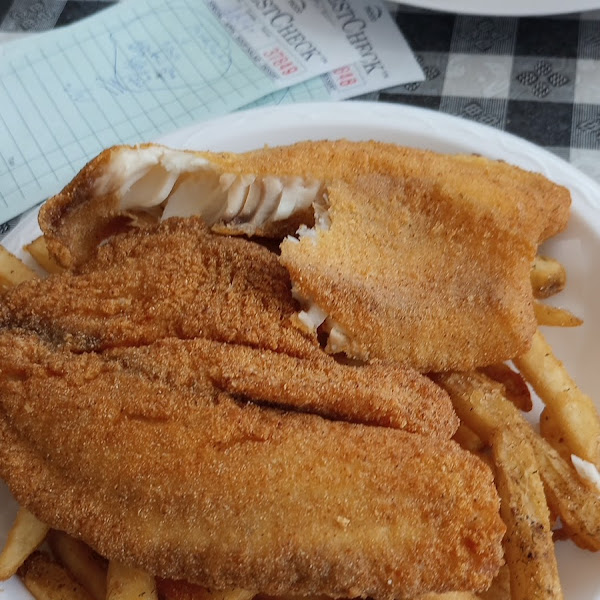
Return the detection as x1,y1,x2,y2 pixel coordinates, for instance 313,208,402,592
1,0,600,237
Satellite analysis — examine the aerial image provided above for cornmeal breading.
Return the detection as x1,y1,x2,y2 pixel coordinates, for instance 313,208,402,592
38,140,570,269
280,175,539,371
0,329,503,599
1,217,317,358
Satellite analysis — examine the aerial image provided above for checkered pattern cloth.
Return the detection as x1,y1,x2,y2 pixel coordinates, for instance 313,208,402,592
380,6,600,181
1,0,600,238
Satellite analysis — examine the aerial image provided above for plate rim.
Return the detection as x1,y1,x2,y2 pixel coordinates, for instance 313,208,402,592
389,0,600,16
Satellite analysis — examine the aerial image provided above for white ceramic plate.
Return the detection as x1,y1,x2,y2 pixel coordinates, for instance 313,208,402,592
395,0,600,16
1,101,600,599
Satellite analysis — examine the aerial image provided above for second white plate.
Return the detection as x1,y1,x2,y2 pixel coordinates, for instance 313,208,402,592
394,0,600,16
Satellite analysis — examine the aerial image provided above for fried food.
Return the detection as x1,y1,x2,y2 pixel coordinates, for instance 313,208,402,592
0,329,504,599
2,138,579,596
106,561,158,600
0,218,455,435
434,370,600,552
530,255,566,299
492,428,563,600
280,176,541,371
514,329,600,468
18,551,95,600
1,217,318,358
0,507,49,580
47,530,107,600
37,141,570,372
0,217,497,597
109,338,457,436
533,301,582,327
39,141,570,270
479,363,532,412
0,246,38,291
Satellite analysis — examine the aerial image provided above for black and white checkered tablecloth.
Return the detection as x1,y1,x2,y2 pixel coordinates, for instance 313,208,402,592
1,0,600,238
384,8,600,177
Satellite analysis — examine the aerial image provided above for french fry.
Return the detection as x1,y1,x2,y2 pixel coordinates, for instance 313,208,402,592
539,408,571,464
0,507,49,580
480,363,532,412
24,236,65,275
106,560,158,600
527,433,600,551
0,245,38,290
514,329,600,468
434,370,600,552
533,302,583,328
18,551,95,600
431,371,518,442
530,255,566,299
452,422,485,453
478,564,510,600
47,530,107,600
491,428,563,600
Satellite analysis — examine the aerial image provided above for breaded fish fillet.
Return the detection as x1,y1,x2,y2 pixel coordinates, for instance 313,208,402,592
280,175,539,371
34,141,570,372
1,217,317,358
0,330,504,599
38,140,570,269
0,217,456,434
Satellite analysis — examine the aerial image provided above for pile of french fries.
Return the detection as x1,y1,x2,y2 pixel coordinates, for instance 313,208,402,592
1,238,599,600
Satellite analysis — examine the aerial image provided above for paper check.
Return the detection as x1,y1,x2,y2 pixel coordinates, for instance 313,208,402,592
246,0,423,107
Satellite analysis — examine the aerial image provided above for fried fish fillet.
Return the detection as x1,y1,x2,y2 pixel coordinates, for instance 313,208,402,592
36,141,570,372
280,175,540,371
39,140,570,269
1,217,317,358
0,329,504,599
0,217,456,435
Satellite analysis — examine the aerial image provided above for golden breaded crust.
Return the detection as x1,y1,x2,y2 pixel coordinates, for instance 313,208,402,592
0,330,504,599
108,339,458,437
207,139,570,243
38,140,570,268
0,217,457,434
2,217,318,358
281,176,537,372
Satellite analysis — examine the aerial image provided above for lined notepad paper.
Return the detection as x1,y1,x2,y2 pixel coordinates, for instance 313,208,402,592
0,0,422,224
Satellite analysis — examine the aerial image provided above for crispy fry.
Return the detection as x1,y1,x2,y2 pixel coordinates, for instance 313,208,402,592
479,363,532,412
478,564,510,600
492,428,563,600
530,256,566,299
533,302,583,327
106,560,158,600
0,507,49,580
527,433,600,551
17,551,95,600
434,370,600,552
47,530,107,600
431,371,518,442
0,245,38,290
514,329,600,467
539,408,571,464
452,422,486,453
24,236,65,275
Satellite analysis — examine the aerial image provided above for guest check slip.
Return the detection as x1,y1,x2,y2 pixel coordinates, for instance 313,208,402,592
0,0,423,224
